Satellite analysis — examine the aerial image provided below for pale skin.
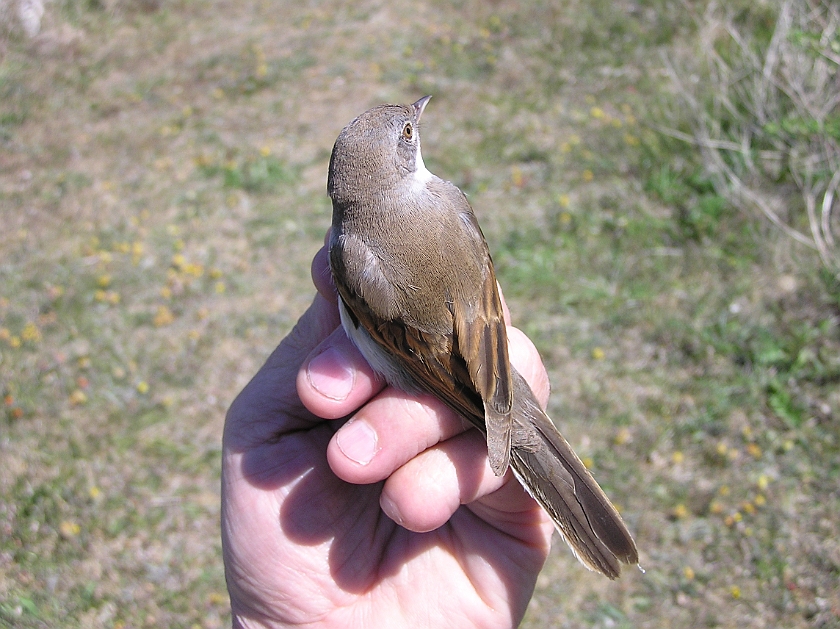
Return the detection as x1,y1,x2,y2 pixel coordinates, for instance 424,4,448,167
222,242,555,628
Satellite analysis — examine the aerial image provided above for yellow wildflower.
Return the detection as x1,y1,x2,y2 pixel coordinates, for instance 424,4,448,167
59,521,81,538
185,263,204,277
153,305,174,327
614,427,631,445
21,322,41,342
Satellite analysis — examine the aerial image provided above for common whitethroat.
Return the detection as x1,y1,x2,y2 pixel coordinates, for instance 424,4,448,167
327,96,638,578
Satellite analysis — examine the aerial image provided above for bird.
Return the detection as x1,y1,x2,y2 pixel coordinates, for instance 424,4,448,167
326,95,638,578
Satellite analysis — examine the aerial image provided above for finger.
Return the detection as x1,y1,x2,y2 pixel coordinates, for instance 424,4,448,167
297,326,385,420
326,388,471,484
311,244,337,303
507,326,550,407
378,430,541,533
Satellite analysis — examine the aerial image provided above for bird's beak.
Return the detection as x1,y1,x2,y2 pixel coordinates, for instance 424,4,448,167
412,95,432,122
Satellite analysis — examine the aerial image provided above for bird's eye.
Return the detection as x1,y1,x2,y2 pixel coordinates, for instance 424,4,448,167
402,122,413,140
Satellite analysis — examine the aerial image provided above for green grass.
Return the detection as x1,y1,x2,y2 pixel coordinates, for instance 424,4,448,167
2,0,839,627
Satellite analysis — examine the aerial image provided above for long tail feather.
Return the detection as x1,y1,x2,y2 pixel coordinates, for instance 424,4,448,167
509,370,638,579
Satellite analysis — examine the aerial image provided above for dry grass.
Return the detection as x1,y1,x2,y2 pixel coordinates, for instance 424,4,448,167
661,0,840,274
1,1,839,628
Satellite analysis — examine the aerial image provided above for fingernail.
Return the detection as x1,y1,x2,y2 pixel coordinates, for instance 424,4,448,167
380,493,404,526
307,346,355,401
336,420,379,465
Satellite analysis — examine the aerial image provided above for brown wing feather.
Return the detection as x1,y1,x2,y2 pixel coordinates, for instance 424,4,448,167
451,250,513,475
336,279,486,428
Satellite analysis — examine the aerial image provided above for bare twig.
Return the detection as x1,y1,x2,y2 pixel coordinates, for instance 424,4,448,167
821,168,839,248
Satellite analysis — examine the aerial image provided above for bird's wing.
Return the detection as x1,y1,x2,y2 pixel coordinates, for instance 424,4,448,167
330,228,513,475
448,208,513,475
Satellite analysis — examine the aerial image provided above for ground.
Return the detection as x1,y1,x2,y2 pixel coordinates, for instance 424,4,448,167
1,1,839,627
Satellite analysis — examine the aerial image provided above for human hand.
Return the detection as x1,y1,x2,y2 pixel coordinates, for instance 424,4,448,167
221,244,554,629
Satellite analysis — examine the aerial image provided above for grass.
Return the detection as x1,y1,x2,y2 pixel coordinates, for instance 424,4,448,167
1,0,839,627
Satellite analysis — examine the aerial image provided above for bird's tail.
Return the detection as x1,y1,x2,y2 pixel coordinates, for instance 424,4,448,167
508,371,638,579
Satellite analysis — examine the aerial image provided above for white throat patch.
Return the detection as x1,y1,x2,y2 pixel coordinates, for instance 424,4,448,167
411,146,434,190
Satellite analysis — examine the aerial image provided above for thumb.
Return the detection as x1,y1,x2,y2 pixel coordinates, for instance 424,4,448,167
224,292,342,451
